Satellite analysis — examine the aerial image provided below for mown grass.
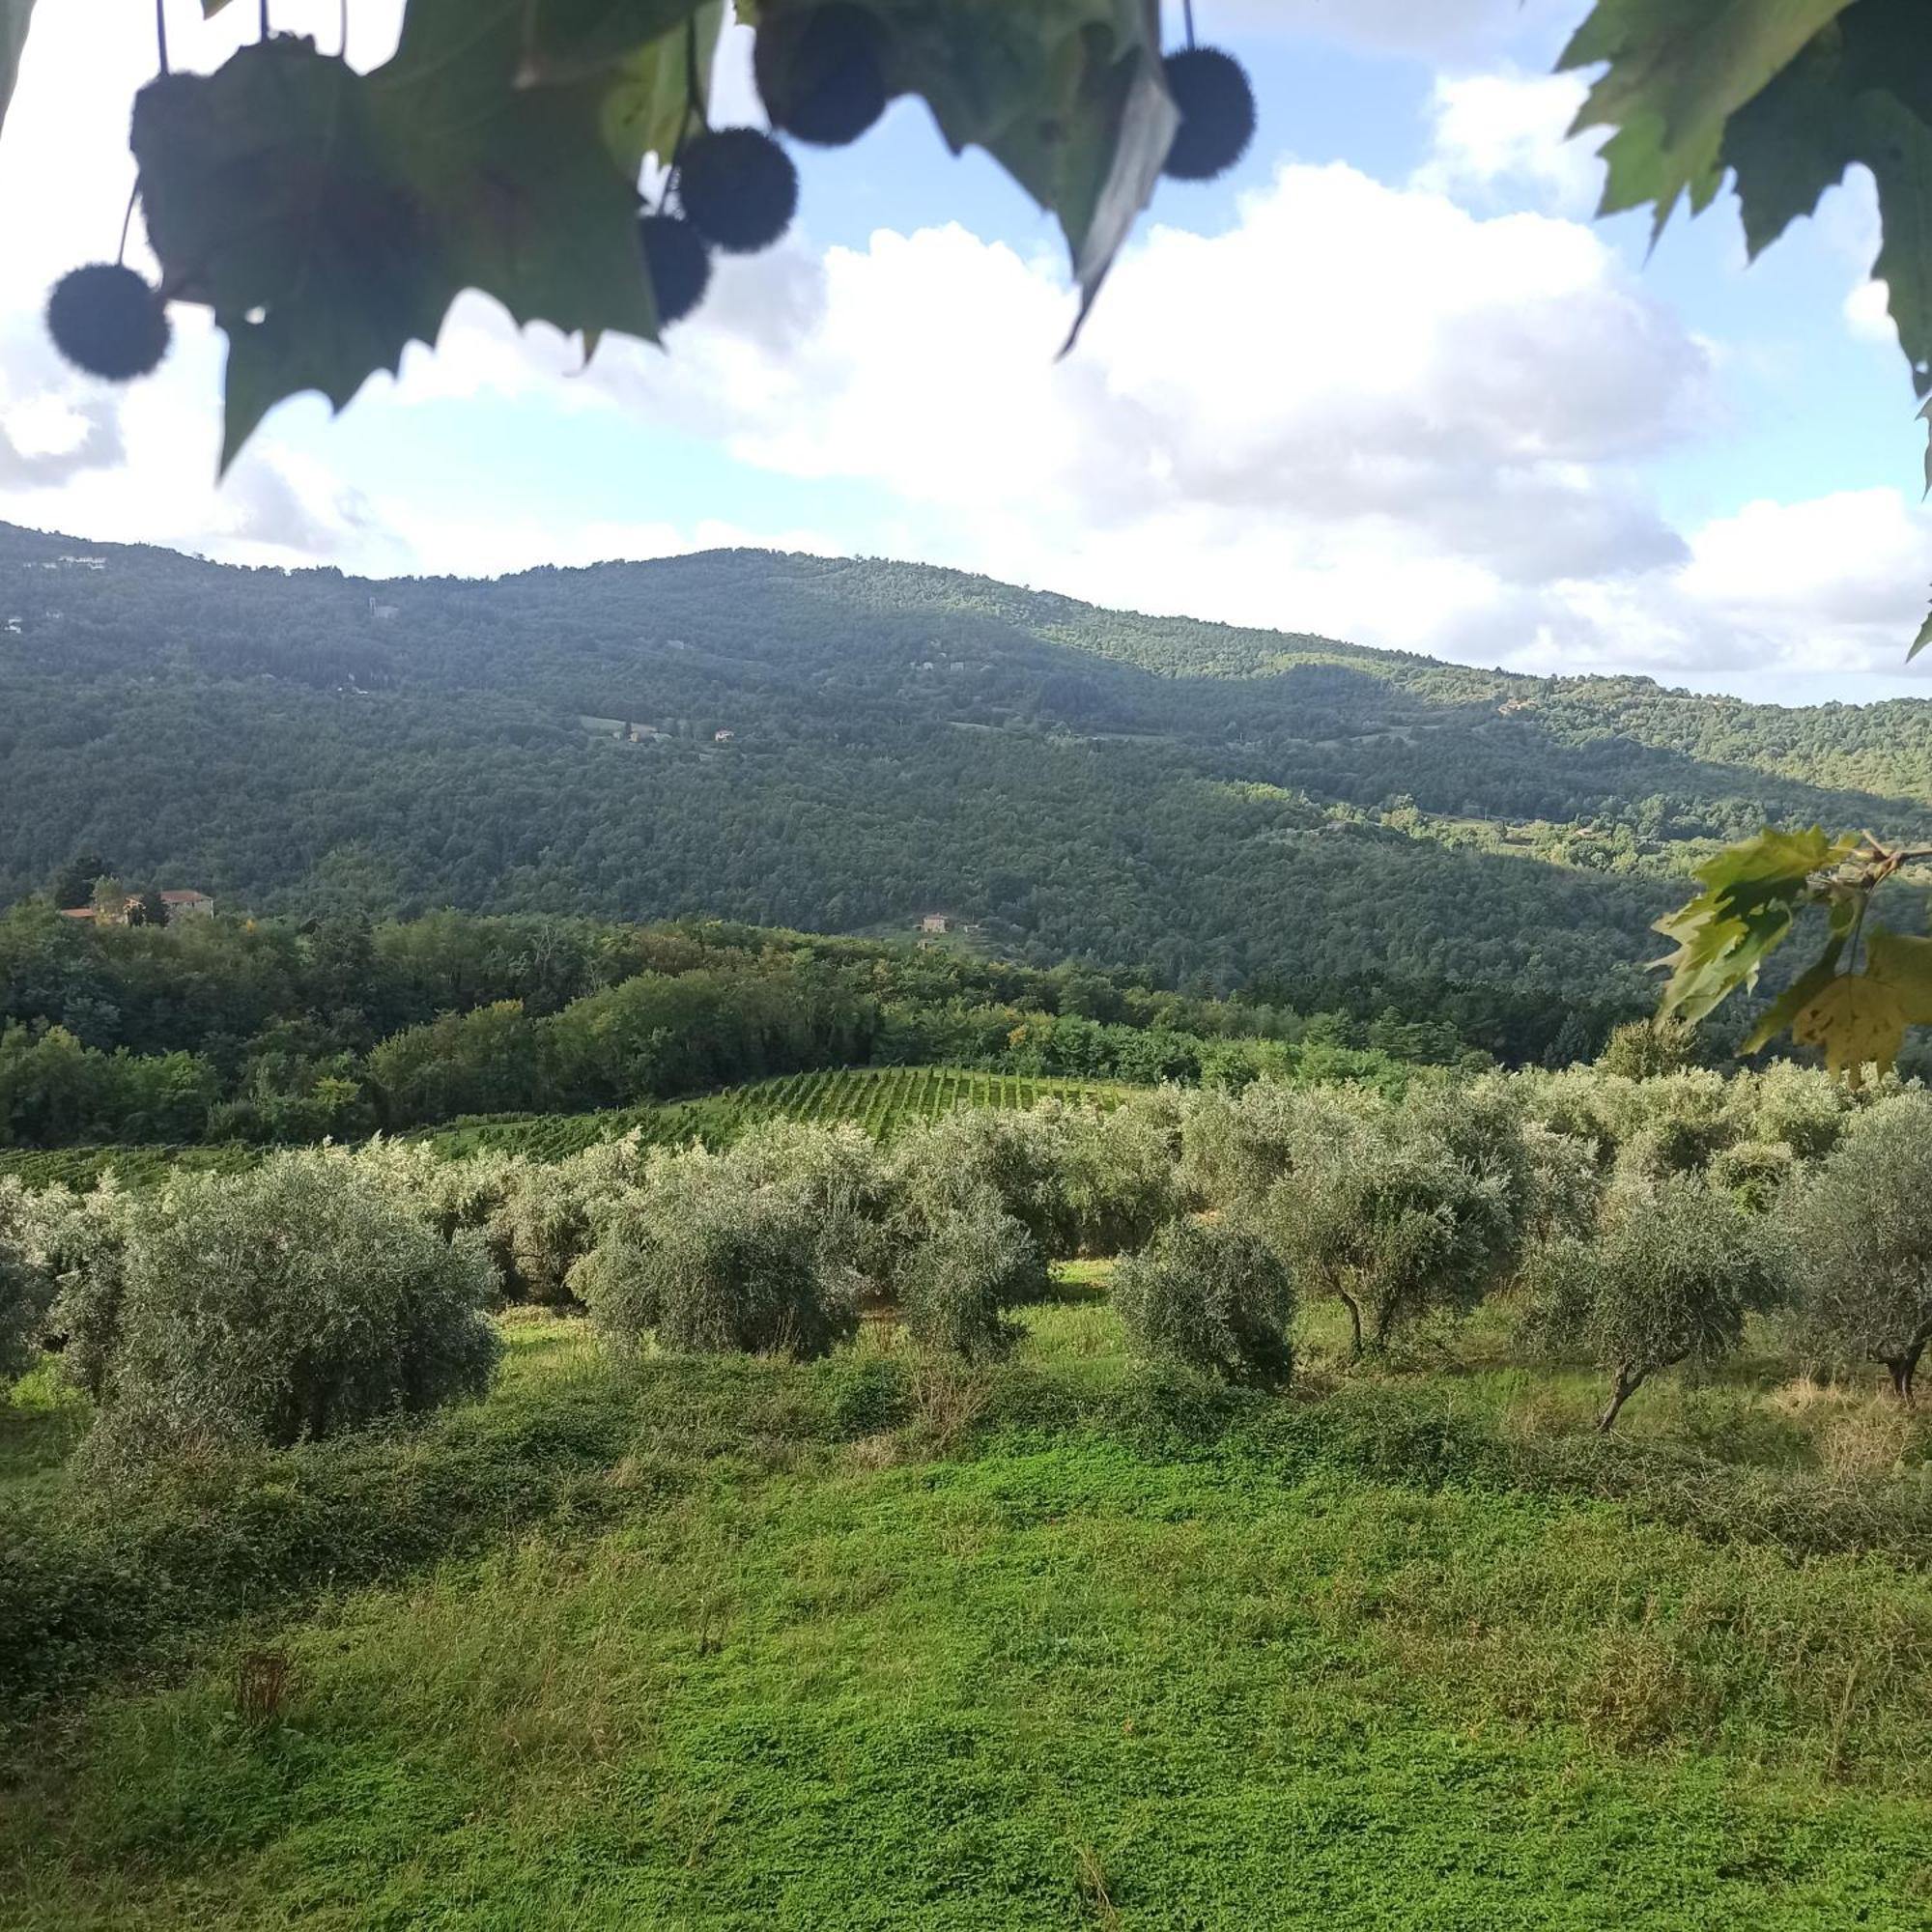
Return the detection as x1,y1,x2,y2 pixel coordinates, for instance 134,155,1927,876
5,1293,1932,1928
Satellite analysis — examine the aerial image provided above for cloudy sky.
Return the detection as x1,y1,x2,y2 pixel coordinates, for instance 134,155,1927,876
1,0,1927,704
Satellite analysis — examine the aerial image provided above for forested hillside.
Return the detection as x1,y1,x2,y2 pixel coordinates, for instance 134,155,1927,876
5,522,1930,1008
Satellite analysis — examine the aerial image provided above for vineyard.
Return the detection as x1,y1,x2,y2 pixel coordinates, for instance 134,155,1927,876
430,1065,1137,1162
0,1065,1141,1185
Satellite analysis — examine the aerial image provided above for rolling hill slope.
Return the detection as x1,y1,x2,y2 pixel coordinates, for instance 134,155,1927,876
3,524,1926,1008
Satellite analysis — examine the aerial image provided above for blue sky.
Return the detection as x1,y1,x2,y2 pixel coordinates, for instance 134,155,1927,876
0,0,1927,706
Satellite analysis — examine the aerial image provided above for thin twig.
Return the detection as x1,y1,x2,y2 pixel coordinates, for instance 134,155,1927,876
156,0,170,73
115,183,139,267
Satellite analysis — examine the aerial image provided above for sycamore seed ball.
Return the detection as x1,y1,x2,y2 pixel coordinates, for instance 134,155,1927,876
45,264,171,381
754,3,888,149
1161,47,1256,183
678,128,800,255
638,213,713,327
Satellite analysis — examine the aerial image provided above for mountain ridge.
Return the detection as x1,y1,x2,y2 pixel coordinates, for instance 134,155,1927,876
1,522,1924,1017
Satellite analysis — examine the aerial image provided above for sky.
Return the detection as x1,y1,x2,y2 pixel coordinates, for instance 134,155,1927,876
0,0,1928,706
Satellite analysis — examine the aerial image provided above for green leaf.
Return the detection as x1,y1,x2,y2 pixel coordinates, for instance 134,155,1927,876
0,0,35,146
1913,601,1932,661
1789,972,1908,1084
1864,926,1932,1023
601,1,725,180
748,0,1174,327
1651,824,1856,1024
520,0,710,86
1742,938,1845,1054
133,22,656,469
1559,0,1859,238
1719,25,1859,259
1860,88,1932,404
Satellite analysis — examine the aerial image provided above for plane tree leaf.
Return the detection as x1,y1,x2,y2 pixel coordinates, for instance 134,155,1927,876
70,0,1179,464
1559,0,1859,238
132,21,656,469
1563,0,1932,652
1741,939,1845,1055
1789,973,1909,1085
602,1,726,181
740,0,1174,326
1652,826,1856,1024
1864,927,1932,1024
0,0,34,145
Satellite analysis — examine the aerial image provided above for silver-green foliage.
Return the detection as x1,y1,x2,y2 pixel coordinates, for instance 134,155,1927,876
577,1160,854,1361
1523,1175,1788,1431
895,1205,1047,1364
1268,1085,1527,1356
1113,1217,1295,1387
0,1175,52,1377
1780,1094,1932,1400
75,1151,501,1466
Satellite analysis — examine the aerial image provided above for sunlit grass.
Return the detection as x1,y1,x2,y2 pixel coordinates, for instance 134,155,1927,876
7,1300,1932,1928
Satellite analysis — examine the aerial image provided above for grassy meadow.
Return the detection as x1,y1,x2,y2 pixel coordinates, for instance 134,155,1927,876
5,1280,1931,1931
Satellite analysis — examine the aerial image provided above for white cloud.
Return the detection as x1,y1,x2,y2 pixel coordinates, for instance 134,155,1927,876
0,0,1923,699
1414,71,1602,214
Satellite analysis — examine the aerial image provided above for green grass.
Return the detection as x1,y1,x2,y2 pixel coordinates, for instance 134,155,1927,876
6,1295,1932,1928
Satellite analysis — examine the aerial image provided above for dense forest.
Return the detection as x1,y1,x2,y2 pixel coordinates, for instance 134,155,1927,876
5,525,1931,1015
0,906,1520,1149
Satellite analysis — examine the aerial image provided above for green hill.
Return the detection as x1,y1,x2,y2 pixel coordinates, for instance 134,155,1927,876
5,526,1929,1006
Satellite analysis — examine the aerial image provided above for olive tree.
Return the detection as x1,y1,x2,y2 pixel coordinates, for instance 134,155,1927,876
893,1104,1081,1259
0,1177,53,1378
577,1159,853,1361
78,1151,501,1465
895,1205,1047,1364
1269,1086,1524,1358
725,1121,902,1308
34,1176,138,1402
1781,1095,1932,1403
1113,1217,1295,1388
1056,1097,1185,1257
1523,1176,1787,1432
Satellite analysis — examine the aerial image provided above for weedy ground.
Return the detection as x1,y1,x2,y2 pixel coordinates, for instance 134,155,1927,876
3,1281,1931,1930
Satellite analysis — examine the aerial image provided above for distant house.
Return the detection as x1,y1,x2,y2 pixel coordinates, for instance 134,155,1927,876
57,555,106,571
160,889,215,922
921,914,951,935
713,728,735,744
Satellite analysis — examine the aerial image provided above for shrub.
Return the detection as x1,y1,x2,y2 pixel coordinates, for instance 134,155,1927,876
894,1105,1079,1257
578,1163,852,1360
1269,1086,1522,1357
1056,1098,1183,1256
33,1177,138,1401
1113,1217,1295,1386
1708,1139,1796,1213
0,1178,53,1378
1522,1174,1787,1431
1781,1094,1932,1401
75,1151,502,1467
725,1121,902,1305
896,1205,1046,1362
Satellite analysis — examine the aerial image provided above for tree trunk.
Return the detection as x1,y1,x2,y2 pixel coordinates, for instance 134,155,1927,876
1338,1290,1364,1362
1595,1365,1645,1434
1883,1349,1921,1406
